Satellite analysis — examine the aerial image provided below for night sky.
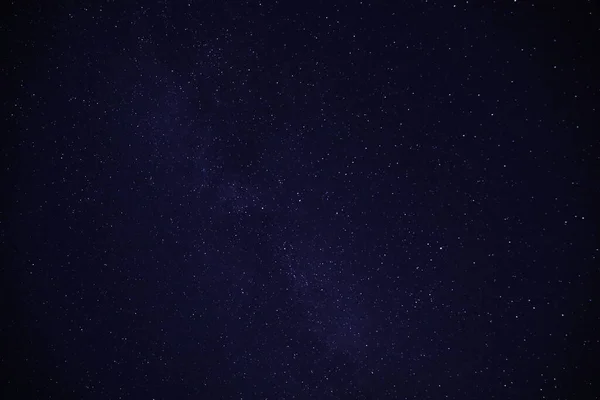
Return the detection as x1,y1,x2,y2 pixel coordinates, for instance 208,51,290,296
3,1,600,399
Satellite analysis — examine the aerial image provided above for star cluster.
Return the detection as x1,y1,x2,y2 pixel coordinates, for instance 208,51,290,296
4,1,599,399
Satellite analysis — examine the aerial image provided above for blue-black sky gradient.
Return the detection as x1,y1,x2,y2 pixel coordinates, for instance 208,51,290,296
3,1,600,399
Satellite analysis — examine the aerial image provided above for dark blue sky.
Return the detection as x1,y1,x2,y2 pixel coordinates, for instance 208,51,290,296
3,1,599,399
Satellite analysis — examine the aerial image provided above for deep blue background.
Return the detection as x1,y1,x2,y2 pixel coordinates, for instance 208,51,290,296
3,1,599,398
